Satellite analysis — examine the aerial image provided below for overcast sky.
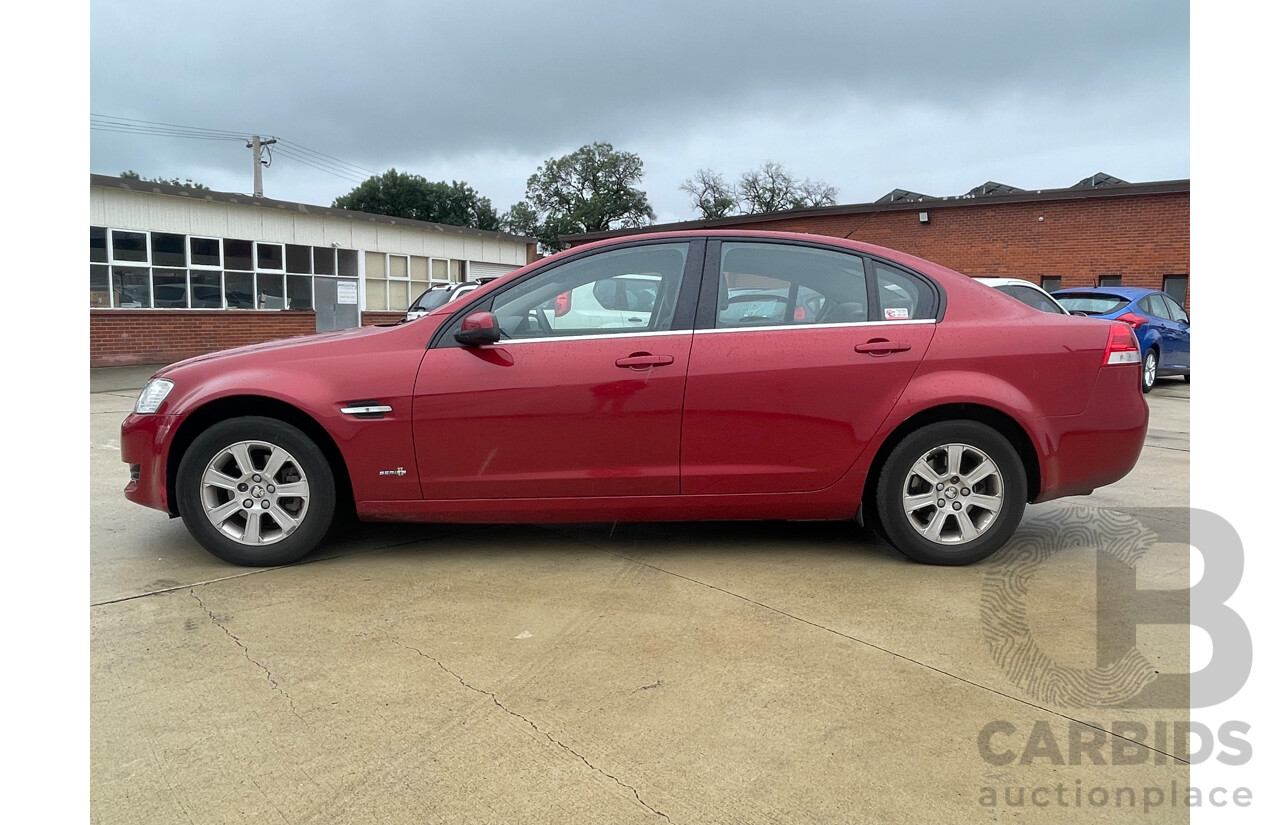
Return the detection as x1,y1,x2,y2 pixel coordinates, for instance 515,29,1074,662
89,0,1189,225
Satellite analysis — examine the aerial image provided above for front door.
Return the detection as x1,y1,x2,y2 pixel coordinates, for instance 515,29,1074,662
413,241,701,500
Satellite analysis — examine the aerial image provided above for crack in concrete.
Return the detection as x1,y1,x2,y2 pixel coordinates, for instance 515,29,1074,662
555,530,1191,767
191,589,309,728
382,632,674,823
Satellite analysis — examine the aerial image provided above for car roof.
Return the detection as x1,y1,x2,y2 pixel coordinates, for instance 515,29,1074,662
1051,286,1158,299
973,277,1042,289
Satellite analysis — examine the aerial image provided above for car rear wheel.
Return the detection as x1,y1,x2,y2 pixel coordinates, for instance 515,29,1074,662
1141,350,1158,393
176,416,335,566
874,421,1027,565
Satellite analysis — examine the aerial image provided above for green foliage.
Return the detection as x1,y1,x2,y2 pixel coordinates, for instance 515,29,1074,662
120,170,208,190
505,142,655,252
333,170,501,231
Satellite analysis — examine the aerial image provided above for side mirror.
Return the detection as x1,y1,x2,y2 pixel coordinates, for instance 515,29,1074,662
455,311,501,346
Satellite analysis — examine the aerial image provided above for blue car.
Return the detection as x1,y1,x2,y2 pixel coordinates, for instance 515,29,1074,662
1052,286,1190,393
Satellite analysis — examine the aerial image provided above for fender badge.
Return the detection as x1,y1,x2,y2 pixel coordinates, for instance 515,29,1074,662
379,468,408,477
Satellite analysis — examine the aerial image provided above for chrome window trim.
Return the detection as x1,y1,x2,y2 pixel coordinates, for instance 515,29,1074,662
492,330,692,346
696,319,938,335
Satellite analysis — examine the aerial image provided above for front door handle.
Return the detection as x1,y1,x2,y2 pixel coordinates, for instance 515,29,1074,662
854,339,912,356
615,353,675,369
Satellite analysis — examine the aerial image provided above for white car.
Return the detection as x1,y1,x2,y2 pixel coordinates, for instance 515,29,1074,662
974,277,1069,315
405,278,500,321
544,273,661,330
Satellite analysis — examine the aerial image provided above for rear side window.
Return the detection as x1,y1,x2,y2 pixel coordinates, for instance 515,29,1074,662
715,242,867,328
1139,294,1172,320
996,284,1065,314
872,262,938,321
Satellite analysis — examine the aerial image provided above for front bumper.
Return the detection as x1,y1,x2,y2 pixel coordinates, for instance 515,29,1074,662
121,412,181,514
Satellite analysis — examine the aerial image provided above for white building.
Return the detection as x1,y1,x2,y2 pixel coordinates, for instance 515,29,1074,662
90,174,536,365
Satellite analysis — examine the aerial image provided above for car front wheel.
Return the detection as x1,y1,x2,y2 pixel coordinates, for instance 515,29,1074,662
874,421,1027,565
176,416,336,566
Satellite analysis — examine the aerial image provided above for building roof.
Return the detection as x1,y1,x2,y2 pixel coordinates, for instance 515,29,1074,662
562,177,1189,244
89,174,537,244
965,181,1025,197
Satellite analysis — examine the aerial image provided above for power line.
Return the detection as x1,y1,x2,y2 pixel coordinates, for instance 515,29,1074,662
276,139,376,177
91,113,376,182
271,145,367,184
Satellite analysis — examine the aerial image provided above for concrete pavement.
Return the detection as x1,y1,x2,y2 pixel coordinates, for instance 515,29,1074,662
91,370,1193,824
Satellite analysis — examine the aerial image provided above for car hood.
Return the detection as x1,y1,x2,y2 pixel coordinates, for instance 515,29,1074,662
155,323,399,375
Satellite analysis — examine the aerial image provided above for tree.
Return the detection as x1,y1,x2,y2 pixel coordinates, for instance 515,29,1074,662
738,160,838,214
679,169,738,220
505,142,655,252
333,170,501,230
680,162,838,218
121,170,208,190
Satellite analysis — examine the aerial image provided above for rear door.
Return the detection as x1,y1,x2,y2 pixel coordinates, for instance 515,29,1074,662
413,241,702,500
680,240,936,495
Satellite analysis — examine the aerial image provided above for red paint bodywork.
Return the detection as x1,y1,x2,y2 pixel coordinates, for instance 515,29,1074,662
122,231,1147,526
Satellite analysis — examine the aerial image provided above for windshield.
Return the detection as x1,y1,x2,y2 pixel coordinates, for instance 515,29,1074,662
411,288,451,313
1054,293,1129,315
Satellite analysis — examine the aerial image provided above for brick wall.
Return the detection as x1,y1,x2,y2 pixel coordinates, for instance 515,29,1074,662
717,191,1191,308
90,309,421,366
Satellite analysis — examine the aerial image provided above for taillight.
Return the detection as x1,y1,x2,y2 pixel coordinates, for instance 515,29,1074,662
1115,311,1148,328
1103,322,1141,365
554,290,572,316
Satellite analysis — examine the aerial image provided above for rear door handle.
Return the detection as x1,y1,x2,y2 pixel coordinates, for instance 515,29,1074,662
854,339,912,356
615,354,675,369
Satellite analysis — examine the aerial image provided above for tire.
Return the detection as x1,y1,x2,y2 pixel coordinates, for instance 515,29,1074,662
874,421,1028,565
176,416,336,566
1141,349,1158,394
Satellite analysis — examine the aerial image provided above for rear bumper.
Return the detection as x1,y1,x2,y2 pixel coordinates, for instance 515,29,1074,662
121,413,180,514
1033,366,1149,502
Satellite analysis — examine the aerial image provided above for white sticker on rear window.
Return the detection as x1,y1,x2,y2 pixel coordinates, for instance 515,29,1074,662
884,307,910,320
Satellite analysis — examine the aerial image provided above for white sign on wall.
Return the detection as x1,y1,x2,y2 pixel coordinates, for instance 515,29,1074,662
337,281,358,305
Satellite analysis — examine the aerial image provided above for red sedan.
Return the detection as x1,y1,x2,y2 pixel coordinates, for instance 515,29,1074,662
122,231,1148,566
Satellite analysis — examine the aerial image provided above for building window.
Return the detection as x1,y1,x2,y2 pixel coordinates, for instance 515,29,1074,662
1097,275,1122,287
225,239,254,270
1163,275,1188,308
111,230,148,263
257,243,284,271
1040,275,1062,292
90,227,108,263
152,233,187,267
90,264,110,307
191,237,221,268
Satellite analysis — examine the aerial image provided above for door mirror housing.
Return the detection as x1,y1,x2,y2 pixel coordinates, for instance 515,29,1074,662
455,311,501,346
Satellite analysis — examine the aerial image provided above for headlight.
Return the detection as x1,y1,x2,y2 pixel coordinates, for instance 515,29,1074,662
135,378,175,414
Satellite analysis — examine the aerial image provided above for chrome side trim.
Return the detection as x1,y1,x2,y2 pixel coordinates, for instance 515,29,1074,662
694,319,938,335
492,330,693,345
340,405,393,415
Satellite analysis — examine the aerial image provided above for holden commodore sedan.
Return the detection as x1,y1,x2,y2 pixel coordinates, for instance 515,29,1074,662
122,231,1148,567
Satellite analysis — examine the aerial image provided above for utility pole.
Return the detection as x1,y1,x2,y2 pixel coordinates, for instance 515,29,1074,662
247,135,277,198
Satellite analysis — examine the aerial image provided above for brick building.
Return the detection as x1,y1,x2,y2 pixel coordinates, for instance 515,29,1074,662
90,174,537,367
564,176,1190,309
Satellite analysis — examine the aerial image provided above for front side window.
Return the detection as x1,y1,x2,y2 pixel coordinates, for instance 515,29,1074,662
715,242,866,328
490,243,689,339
